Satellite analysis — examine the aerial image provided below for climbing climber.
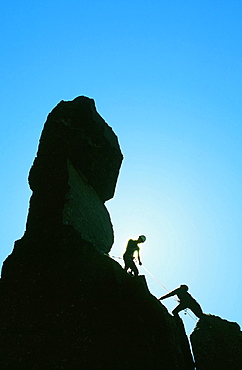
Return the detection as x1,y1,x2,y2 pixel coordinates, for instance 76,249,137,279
123,235,146,276
158,284,204,319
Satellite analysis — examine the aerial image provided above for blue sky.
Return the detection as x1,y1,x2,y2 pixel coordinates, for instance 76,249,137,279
1,1,242,335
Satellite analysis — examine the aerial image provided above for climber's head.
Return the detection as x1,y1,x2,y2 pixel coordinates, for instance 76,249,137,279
180,284,189,291
138,235,146,243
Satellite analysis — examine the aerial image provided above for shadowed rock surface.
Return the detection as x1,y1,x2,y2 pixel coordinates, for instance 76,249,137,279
25,96,123,253
190,314,242,370
0,96,196,369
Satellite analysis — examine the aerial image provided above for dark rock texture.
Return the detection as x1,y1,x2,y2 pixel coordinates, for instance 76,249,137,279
0,97,195,369
190,314,242,369
26,96,124,253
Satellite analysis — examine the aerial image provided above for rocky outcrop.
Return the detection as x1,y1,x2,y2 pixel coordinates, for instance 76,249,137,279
0,97,195,369
24,96,123,253
190,314,242,369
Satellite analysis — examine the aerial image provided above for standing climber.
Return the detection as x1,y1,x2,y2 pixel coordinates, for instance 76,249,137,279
158,284,204,319
123,235,146,276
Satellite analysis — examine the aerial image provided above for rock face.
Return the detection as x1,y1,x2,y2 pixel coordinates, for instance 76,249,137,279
190,314,242,370
0,96,195,369
25,96,123,253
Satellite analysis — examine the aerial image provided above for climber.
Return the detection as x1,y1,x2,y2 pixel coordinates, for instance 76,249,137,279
123,235,146,276
158,284,204,319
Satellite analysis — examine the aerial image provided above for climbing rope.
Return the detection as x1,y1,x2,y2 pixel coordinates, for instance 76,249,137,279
141,264,198,322
140,264,170,293
111,255,122,260
112,255,198,322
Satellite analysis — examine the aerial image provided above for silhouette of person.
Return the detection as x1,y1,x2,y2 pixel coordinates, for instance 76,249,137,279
123,235,146,276
158,284,203,319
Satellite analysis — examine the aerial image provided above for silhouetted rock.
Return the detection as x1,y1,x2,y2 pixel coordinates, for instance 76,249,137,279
190,314,242,369
0,97,195,369
25,96,123,253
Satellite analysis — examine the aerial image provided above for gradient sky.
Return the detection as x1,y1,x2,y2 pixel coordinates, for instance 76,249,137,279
1,1,242,335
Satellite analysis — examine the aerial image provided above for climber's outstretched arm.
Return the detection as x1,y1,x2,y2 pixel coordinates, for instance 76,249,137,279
158,288,179,301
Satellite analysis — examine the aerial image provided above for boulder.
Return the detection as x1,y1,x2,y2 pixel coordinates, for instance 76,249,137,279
26,96,123,253
190,314,242,369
